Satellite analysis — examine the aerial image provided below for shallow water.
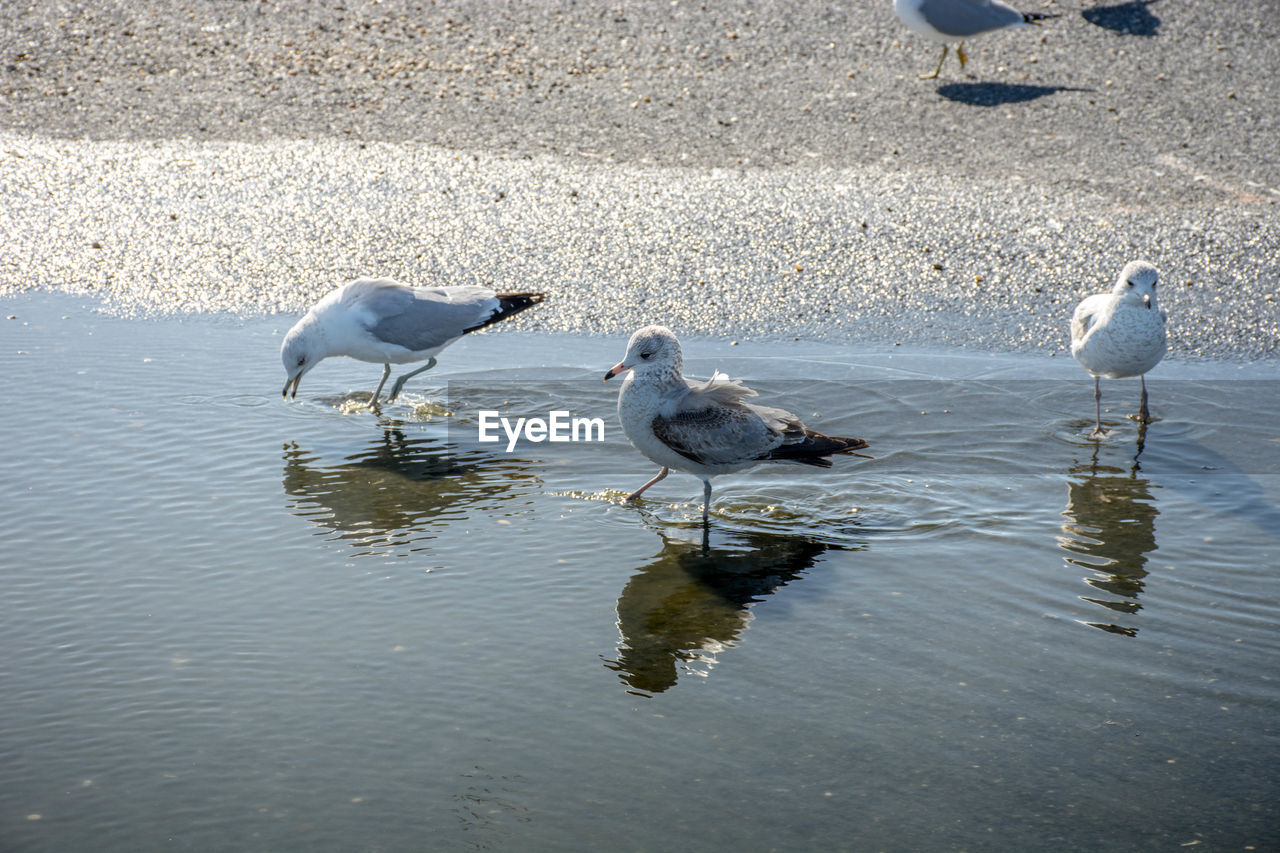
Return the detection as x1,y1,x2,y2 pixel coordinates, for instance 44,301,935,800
2,293,1278,852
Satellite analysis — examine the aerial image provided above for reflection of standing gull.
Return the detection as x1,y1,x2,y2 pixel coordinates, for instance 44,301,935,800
604,529,843,695
1058,445,1159,637
282,429,538,554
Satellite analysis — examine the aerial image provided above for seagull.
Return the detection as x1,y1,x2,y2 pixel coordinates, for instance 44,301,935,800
604,326,871,523
893,0,1058,79
281,277,544,405
1070,260,1168,437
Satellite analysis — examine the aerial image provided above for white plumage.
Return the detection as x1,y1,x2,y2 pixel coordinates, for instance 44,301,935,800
280,277,543,405
1070,260,1168,436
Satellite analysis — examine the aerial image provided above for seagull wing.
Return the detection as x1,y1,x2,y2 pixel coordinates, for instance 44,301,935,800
1070,293,1108,349
917,0,1026,37
346,279,499,353
651,376,785,466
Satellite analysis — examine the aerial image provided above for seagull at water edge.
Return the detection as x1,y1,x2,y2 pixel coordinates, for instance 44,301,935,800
604,326,872,524
281,277,545,406
1070,260,1168,437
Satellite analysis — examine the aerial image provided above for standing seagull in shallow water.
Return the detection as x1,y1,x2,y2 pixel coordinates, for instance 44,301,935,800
281,277,544,405
1070,261,1167,437
604,326,871,523
893,0,1058,79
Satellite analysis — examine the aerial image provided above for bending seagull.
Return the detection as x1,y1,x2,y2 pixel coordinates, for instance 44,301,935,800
281,277,544,405
893,0,1058,79
1070,260,1167,437
604,326,871,523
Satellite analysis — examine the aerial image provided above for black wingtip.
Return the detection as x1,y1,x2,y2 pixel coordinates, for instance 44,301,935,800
766,432,871,466
464,292,547,333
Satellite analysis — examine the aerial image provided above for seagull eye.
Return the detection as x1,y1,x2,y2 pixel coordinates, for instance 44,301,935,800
297,355,306,366
640,351,653,360
1126,280,1135,288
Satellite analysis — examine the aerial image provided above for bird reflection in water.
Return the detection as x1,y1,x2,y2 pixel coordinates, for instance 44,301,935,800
604,524,854,695
282,426,539,555
1058,428,1159,636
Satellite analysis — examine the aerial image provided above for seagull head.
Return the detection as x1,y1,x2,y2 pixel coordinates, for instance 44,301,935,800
604,325,683,381
1113,260,1160,309
280,323,321,400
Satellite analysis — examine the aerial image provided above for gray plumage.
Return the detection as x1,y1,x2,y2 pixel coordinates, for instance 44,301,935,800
907,0,1029,38
605,325,870,523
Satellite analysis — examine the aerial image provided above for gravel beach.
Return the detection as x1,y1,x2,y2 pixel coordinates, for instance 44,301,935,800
1,0,1277,358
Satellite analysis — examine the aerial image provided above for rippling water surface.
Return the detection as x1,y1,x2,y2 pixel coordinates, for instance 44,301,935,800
2,293,1277,852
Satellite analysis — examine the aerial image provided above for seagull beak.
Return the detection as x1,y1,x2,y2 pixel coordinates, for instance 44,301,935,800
1143,293,1151,309
603,361,627,381
283,374,302,400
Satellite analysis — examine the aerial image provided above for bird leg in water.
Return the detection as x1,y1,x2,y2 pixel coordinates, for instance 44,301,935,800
626,467,669,502
387,357,439,402
920,44,949,79
370,363,392,406
701,480,712,525
1137,375,1152,424
1090,376,1107,437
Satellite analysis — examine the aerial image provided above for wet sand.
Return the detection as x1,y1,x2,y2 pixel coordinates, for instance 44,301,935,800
1,0,1277,359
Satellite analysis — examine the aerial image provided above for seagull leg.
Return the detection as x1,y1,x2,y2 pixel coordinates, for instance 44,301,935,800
1089,376,1106,437
701,479,712,525
626,467,669,502
1138,375,1152,424
370,363,392,406
920,44,948,79
387,357,438,402
956,42,967,72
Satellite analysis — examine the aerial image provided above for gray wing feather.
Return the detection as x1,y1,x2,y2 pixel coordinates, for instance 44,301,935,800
1070,311,1093,346
652,393,784,466
1071,293,1106,348
347,280,498,353
919,0,1025,36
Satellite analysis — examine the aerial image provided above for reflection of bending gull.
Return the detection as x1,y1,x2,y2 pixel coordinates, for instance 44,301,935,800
282,430,538,553
894,0,1058,79
605,530,839,695
1059,447,1159,637
281,278,545,405
1071,260,1167,436
605,326,870,523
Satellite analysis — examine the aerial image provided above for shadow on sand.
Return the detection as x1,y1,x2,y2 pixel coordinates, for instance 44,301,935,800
1082,1,1162,37
935,82,1084,106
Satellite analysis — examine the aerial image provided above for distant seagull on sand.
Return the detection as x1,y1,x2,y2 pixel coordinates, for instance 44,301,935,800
281,277,544,405
1070,261,1167,437
604,326,871,523
893,0,1058,79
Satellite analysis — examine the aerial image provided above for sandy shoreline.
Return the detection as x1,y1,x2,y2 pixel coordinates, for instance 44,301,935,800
1,0,1277,359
